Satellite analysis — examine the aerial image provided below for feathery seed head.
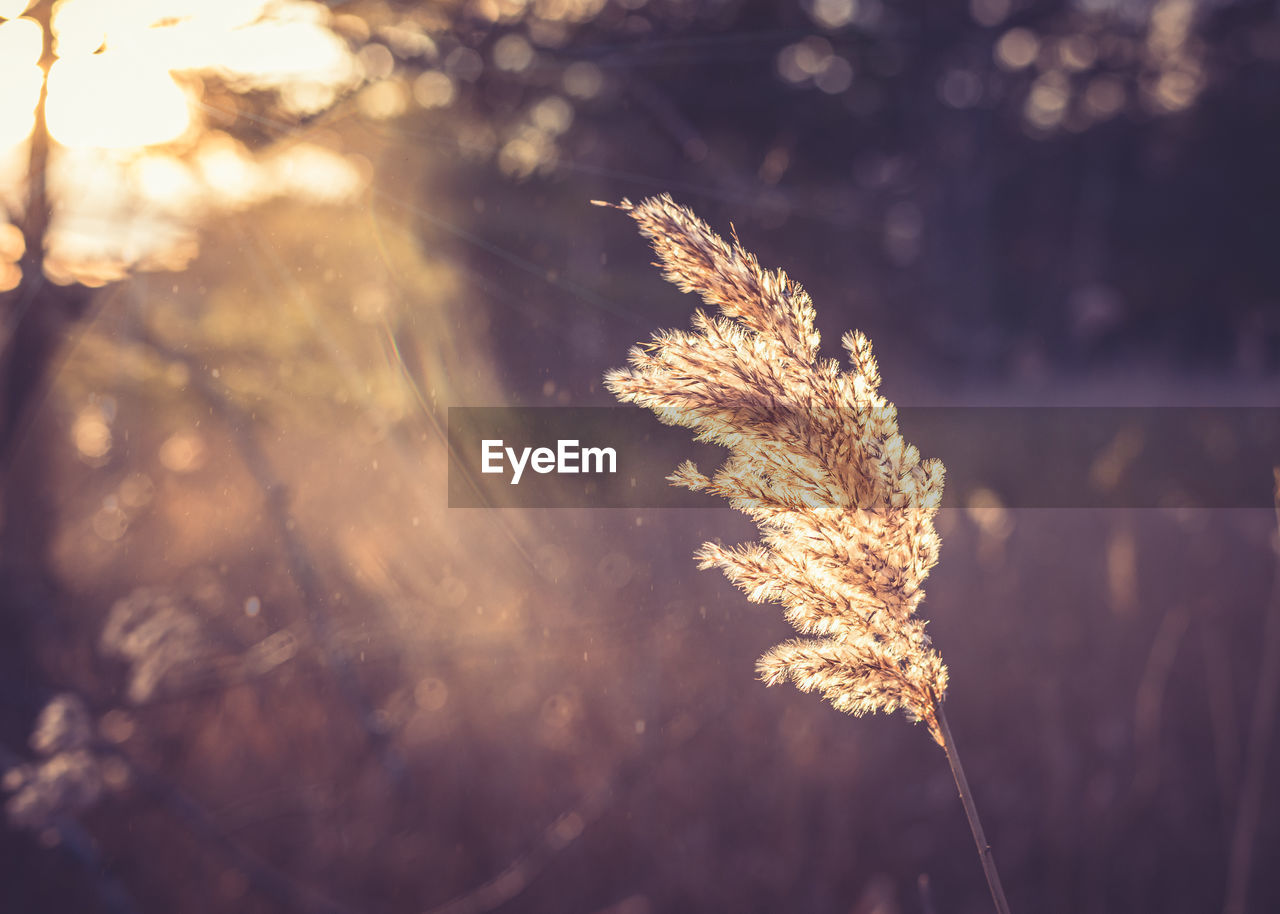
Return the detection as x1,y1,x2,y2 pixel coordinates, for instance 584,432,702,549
604,195,949,743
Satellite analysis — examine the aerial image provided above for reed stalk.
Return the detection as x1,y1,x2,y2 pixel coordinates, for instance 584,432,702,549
601,194,1013,912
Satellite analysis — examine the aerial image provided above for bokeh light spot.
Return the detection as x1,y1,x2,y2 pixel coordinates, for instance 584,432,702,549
0,223,24,261
412,70,456,109
996,27,1039,71
159,431,206,473
938,68,983,108
1060,34,1098,71
358,78,408,120
969,0,1010,28
530,95,573,134
810,0,856,30
414,677,448,711
1025,71,1070,129
815,55,853,94
357,42,394,81
1083,75,1125,119
493,33,534,72
71,405,112,462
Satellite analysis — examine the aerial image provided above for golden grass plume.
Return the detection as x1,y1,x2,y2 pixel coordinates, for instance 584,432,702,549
601,194,949,742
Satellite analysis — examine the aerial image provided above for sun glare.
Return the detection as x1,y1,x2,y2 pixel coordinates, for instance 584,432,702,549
0,13,40,61
0,0,363,155
46,55,192,149
0,18,42,147
35,0,359,150
1,1,364,281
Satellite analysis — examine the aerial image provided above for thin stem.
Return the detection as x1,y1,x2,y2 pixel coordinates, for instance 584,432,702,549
935,702,1013,914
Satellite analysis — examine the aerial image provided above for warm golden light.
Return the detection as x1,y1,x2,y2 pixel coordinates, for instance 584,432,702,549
193,132,263,206
0,15,40,62
493,34,534,72
71,404,113,461
0,66,41,148
46,55,191,148
0,223,24,261
266,143,366,204
2,1,365,281
169,15,360,115
51,0,266,57
412,71,456,109
0,262,19,292
159,431,205,473
1025,71,1070,129
0,0,33,18
995,27,1039,71
42,0,360,150
0,18,43,146
133,153,201,213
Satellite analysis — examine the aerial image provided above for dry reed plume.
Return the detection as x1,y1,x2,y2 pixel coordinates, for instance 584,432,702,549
600,194,1012,913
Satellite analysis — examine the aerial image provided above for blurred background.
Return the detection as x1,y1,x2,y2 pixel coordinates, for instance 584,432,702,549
1,0,1279,912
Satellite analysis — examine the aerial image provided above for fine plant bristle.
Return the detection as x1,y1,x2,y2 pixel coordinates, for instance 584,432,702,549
603,193,949,743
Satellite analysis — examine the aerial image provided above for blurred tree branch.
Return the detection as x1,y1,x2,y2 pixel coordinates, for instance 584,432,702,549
138,327,410,790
